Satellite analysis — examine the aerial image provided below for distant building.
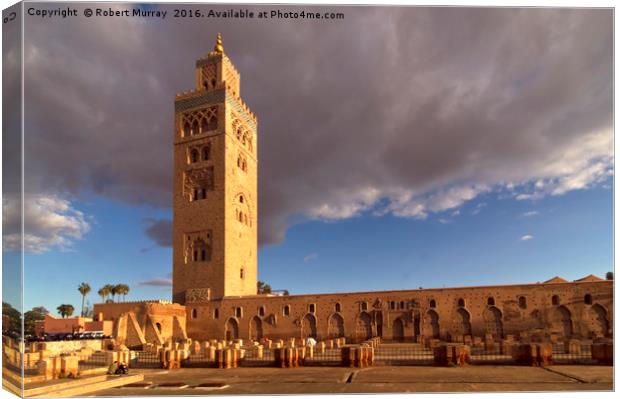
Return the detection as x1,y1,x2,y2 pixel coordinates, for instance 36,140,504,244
36,314,113,336
94,35,613,347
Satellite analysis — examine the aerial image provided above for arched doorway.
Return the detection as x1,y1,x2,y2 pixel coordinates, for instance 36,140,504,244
553,306,573,338
249,316,263,341
301,313,317,339
456,308,472,336
589,304,609,337
225,318,239,341
392,318,405,342
413,313,421,339
426,310,440,339
484,306,503,339
356,312,372,342
327,313,345,338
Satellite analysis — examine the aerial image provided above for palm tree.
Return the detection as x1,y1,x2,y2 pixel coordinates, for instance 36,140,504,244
98,286,110,303
57,304,75,318
78,283,91,317
104,284,116,302
110,284,120,302
116,284,130,301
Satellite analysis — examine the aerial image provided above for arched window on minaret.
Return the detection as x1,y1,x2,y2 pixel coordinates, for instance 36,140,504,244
207,115,217,131
190,149,199,163
183,121,191,137
191,119,200,135
211,78,216,89
193,238,211,262
203,145,210,161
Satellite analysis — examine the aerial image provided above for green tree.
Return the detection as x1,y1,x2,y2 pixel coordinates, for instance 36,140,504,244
78,283,91,317
2,302,22,333
57,304,75,318
24,307,48,336
257,281,272,294
606,271,613,280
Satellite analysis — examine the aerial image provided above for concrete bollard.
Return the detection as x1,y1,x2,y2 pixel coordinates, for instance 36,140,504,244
565,339,581,355
512,343,553,366
306,345,314,359
341,347,355,367
501,341,513,356
256,345,264,359
317,341,326,354
298,347,306,365
274,348,284,368
208,346,217,362
288,338,296,348
433,344,470,366
327,339,334,349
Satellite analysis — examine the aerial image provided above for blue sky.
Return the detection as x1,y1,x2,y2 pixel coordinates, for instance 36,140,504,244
1,6,613,316
18,181,612,314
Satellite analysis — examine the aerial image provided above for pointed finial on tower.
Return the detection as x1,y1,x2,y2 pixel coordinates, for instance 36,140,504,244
214,33,224,53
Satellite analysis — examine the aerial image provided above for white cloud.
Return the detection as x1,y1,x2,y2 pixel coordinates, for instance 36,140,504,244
3,195,91,253
520,234,534,241
522,211,539,217
303,253,318,262
307,187,381,220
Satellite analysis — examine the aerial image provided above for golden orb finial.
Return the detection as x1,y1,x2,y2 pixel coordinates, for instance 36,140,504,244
214,33,224,53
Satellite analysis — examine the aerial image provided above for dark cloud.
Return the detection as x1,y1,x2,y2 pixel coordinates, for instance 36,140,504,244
20,6,612,248
138,278,172,287
143,218,172,247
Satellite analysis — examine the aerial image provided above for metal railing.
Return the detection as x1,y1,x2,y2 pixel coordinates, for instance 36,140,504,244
469,345,514,365
129,350,162,368
374,344,434,365
304,348,343,366
78,351,108,370
551,342,596,365
183,351,215,368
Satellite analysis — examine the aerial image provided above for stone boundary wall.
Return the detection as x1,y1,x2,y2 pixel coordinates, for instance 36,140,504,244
185,280,612,342
32,340,103,356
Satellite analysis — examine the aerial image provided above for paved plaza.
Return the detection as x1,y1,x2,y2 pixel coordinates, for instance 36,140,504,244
91,365,613,396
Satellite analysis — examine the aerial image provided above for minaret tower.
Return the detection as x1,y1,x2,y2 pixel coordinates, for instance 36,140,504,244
173,34,258,304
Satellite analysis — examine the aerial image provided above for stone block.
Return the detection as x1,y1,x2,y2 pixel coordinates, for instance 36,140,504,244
565,339,581,355
433,344,470,366
512,343,553,366
591,342,613,365
60,355,79,378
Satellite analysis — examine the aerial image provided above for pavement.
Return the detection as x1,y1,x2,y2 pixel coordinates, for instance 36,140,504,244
90,365,613,396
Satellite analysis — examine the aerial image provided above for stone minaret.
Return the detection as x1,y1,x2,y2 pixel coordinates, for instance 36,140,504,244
173,34,258,304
